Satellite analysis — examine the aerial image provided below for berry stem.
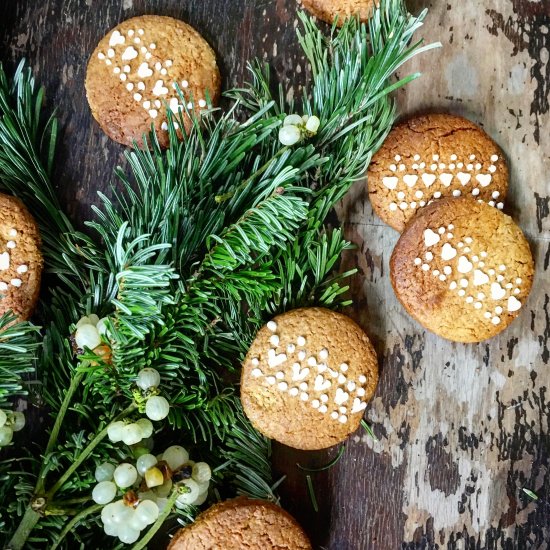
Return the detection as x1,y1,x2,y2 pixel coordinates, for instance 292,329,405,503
130,488,180,550
46,403,137,499
49,504,102,550
6,507,41,550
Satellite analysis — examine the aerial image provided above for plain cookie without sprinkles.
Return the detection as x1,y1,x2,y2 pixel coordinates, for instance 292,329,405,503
85,15,221,148
390,197,534,343
368,114,509,232
240,307,379,450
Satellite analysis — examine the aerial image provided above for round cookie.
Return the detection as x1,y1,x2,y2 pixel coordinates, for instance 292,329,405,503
168,497,311,550
301,0,376,26
85,15,221,148
240,307,378,450
0,193,42,322
390,197,534,343
368,114,509,232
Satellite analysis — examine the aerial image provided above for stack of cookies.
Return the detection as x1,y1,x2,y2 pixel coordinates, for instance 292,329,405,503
367,113,534,342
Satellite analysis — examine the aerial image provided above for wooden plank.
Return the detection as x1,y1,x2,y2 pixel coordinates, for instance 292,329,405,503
0,0,548,548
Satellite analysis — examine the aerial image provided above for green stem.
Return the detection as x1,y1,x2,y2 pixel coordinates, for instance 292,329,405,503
6,507,41,550
49,504,102,550
130,489,180,550
35,371,84,494
46,403,136,499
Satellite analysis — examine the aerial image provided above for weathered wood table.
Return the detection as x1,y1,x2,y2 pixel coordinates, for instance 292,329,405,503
1,0,548,548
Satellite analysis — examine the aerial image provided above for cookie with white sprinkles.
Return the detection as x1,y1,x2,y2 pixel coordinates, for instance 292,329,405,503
301,0,376,26
0,193,43,322
390,197,534,343
85,15,221,147
241,307,379,450
368,114,509,232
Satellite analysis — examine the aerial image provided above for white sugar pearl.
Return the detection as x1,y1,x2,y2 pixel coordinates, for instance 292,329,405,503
198,99,207,108
75,324,101,349
6,241,15,248
136,453,157,475
279,125,301,146
95,462,116,482
269,334,279,346
93,480,117,505
267,320,277,331
113,463,138,488
297,336,306,346
145,395,169,420
136,368,160,390
162,445,189,470
192,462,212,483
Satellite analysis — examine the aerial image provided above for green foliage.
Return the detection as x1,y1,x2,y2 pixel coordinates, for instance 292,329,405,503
0,2,436,548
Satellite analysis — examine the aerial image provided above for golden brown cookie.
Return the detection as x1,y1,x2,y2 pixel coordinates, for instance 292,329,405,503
301,0,376,26
168,497,311,550
240,307,378,450
368,114,509,232
390,197,534,343
85,15,221,148
0,193,42,322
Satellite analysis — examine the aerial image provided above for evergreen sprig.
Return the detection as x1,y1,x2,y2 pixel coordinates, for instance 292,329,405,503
0,2,436,548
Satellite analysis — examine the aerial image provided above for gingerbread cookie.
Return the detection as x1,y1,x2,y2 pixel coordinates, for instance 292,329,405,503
390,197,534,343
168,497,311,550
240,307,378,450
301,0,376,26
368,114,509,232
0,193,42,322
85,15,221,148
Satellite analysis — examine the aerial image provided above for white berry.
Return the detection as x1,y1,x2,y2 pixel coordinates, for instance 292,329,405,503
96,317,109,336
11,412,25,432
136,368,161,390
0,426,13,446
75,324,101,350
117,524,140,544
107,421,126,443
155,478,172,498
92,480,117,504
145,396,169,421
135,418,153,438
76,316,92,328
175,479,200,506
278,125,301,146
135,500,159,526
192,462,211,483
88,314,100,326
122,423,142,445
283,114,303,126
193,490,208,506
305,115,320,133
0,410,6,427
95,462,116,482
113,463,138,488
162,445,189,470
136,453,157,475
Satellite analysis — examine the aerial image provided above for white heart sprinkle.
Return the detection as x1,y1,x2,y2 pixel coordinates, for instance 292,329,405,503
457,172,471,185
507,295,522,312
441,243,457,261
169,97,180,113
109,30,125,47
382,176,398,190
440,173,453,187
0,252,10,270
457,256,473,274
490,282,506,300
473,269,489,286
152,80,168,96
121,46,138,60
268,351,287,368
350,398,367,414
424,229,440,247
137,63,153,78
422,174,436,187
476,174,492,187
314,375,331,392
335,388,349,405
291,363,310,381
251,368,263,378
403,174,418,187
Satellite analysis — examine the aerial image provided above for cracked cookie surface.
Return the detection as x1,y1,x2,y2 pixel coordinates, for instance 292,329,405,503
301,0,375,26
168,497,312,550
390,197,534,342
240,307,378,450
368,114,509,232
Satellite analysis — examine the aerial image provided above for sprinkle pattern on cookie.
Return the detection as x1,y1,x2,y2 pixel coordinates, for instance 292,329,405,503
95,27,205,129
413,225,524,325
0,229,28,292
385,153,504,213
249,320,369,424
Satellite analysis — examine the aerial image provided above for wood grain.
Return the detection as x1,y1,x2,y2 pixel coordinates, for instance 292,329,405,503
1,0,549,548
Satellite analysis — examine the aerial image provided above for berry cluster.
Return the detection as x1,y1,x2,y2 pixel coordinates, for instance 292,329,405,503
93,445,212,544
107,417,153,446
74,314,109,350
278,113,321,146
135,368,170,421
0,409,25,447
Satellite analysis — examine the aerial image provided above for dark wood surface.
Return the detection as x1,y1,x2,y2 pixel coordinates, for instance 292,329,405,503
1,1,549,549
